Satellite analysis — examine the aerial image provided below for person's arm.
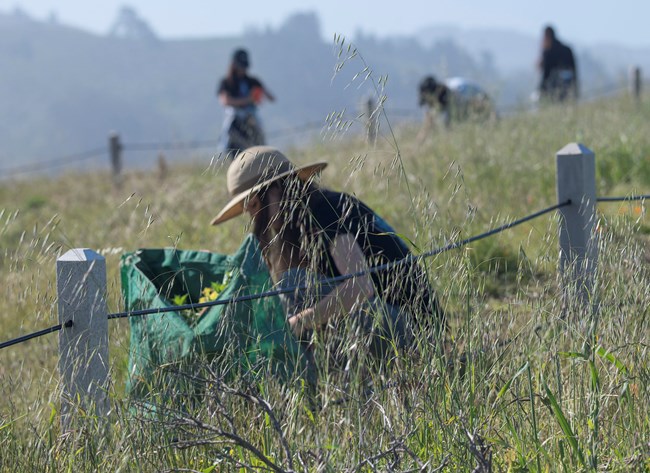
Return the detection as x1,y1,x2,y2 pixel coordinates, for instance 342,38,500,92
254,78,275,102
263,87,276,102
288,233,374,337
219,90,254,108
540,50,551,90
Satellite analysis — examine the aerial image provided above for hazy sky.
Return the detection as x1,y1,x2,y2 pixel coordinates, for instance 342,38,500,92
4,0,650,48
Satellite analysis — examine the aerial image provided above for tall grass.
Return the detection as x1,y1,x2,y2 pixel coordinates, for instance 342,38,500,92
0,93,649,471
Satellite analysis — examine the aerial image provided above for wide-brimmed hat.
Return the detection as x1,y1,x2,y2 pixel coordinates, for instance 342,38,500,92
211,146,327,225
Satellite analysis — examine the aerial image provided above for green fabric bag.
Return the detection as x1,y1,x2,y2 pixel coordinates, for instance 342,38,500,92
120,234,304,400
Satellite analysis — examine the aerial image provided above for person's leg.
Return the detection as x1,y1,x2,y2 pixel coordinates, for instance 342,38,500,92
355,298,412,360
336,298,413,398
217,110,238,161
275,269,336,389
249,114,266,146
416,108,435,146
228,116,249,154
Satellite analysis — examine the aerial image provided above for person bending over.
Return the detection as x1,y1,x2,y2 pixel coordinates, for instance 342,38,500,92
211,146,445,373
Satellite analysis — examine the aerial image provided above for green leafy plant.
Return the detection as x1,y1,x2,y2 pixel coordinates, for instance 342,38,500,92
170,270,237,324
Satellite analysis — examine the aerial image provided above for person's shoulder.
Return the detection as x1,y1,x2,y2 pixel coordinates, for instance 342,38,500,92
311,188,342,211
245,75,263,87
218,76,231,92
311,189,363,220
328,191,377,221
305,189,341,234
554,39,573,53
321,189,364,208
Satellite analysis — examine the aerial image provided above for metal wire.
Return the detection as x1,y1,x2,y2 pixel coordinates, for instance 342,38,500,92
3,194,640,349
124,139,220,152
123,122,327,152
266,121,327,139
106,199,571,320
0,147,106,177
0,320,72,350
597,194,649,203
0,82,645,348
0,82,640,176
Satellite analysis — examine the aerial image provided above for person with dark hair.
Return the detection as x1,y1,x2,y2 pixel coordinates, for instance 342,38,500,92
217,49,275,159
539,26,578,102
211,146,445,375
416,75,452,145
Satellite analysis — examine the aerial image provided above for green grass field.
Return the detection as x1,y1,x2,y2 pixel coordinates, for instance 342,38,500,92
0,94,648,472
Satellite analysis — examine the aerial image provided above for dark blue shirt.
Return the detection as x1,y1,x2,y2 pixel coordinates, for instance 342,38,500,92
306,189,443,324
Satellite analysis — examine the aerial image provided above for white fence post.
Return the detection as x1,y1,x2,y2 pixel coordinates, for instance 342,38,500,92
57,249,110,429
556,143,598,313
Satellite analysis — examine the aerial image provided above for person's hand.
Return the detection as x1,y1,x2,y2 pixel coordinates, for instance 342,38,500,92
288,308,314,337
287,315,299,336
251,86,264,104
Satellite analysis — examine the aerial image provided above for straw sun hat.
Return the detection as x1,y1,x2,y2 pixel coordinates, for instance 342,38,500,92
210,146,328,225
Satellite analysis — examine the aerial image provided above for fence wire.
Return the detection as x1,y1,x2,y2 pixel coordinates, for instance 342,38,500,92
0,321,72,351
0,83,643,177
0,147,107,178
123,121,327,153
0,189,646,349
124,139,220,152
266,120,328,139
0,200,567,348
103,200,568,321
597,194,649,203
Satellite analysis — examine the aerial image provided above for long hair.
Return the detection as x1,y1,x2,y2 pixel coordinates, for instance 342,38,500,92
224,62,240,87
251,176,318,280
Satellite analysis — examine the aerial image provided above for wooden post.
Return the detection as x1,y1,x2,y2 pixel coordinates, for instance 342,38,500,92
630,66,642,102
556,143,598,313
365,97,378,144
157,152,168,181
57,249,110,429
109,132,122,187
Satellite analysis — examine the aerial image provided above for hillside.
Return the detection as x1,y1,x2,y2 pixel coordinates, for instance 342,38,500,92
5,8,649,174
0,9,494,170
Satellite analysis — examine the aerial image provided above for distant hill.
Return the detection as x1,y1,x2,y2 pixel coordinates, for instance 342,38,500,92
417,25,538,74
1,8,647,173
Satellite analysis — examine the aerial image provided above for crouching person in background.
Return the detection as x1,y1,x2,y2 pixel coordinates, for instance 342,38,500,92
417,75,451,144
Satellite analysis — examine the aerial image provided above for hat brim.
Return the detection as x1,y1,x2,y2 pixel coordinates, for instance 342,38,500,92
210,161,328,225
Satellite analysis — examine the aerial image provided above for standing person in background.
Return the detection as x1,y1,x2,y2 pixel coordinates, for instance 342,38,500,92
217,48,276,159
538,26,578,102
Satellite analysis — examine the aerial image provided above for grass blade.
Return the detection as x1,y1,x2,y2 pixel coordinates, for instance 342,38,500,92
527,364,542,473
595,345,628,375
542,376,585,468
497,361,529,400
